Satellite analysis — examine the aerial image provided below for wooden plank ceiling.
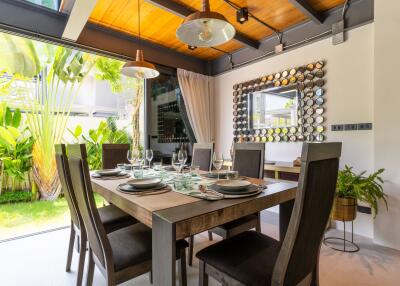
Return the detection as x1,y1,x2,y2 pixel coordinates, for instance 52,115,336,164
89,0,345,60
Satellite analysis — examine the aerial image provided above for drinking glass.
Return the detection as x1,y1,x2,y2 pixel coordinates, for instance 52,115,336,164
172,153,181,173
145,149,153,167
153,162,162,171
127,149,139,174
212,152,224,180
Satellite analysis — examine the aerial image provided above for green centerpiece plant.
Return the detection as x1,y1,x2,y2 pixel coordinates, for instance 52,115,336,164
333,165,387,221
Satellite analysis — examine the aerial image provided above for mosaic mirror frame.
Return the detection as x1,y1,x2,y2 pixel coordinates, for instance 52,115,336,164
232,60,326,143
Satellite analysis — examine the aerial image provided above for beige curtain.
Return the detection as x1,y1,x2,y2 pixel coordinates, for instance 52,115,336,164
177,68,214,143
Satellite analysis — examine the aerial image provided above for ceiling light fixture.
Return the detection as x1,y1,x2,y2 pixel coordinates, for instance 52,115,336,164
176,0,236,47
236,7,248,24
121,0,159,79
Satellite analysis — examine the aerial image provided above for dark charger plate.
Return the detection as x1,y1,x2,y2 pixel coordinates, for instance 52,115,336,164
118,182,167,193
208,184,261,195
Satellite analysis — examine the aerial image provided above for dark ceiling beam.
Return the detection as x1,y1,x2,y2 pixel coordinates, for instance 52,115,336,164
145,0,260,50
78,23,209,74
288,0,324,24
211,0,373,75
0,0,208,74
0,0,67,38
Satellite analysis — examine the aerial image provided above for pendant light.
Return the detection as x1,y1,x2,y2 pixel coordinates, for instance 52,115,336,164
121,0,159,79
176,0,236,47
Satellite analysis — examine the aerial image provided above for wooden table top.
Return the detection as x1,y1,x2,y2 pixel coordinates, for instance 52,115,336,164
91,174,297,235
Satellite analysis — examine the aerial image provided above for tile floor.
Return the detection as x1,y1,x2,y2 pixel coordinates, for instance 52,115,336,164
0,211,399,286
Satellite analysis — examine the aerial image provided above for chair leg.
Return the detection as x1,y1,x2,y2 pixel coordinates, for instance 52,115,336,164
86,248,95,286
178,248,187,286
208,231,213,241
256,212,261,232
75,233,80,253
199,260,208,286
66,223,76,272
188,236,194,266
76,236,87,286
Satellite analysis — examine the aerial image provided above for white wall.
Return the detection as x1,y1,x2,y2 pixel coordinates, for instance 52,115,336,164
214,24,375,238
373,0,400,250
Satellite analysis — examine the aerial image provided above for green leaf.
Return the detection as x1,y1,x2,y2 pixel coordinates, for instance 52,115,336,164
73,125,83,138
0,126,16,148
4,107,12,126
11,108,22,128
6,126,21,139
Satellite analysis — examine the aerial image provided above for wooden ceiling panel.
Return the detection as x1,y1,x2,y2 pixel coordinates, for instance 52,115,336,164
89,0,346,60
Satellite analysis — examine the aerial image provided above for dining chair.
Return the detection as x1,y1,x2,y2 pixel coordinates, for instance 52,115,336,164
187,142,214,265
197,142,342,286
191,142,214,171
66,144,188,286
102,144,130,169
207,143,265,243
55,144,137,286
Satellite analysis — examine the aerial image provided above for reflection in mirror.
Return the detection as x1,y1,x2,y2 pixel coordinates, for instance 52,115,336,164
248,85,299,130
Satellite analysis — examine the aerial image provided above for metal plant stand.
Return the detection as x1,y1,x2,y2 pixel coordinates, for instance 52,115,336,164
323,220,360,252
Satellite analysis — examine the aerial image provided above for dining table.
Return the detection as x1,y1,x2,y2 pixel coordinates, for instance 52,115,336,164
91,170,298,286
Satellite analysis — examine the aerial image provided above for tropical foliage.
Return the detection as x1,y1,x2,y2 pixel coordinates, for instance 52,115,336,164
26,47,95,200
95,56,144,150
0,32,143,201
69,118,131,170
0,103,34,193
337,165,387,217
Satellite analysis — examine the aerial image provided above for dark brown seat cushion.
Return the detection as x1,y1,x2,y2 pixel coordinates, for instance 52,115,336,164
98,205,137,233
196,231,281,286
109,223,189,272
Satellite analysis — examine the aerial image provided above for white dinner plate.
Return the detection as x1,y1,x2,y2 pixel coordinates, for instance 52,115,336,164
95,169,122,176
215,179,251,191
127,178,162,189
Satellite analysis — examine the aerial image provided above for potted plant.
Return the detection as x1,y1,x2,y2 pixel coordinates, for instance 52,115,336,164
333,165,387,221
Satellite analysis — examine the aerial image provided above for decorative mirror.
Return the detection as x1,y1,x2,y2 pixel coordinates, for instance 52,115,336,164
248,85,299,130
232,60,326,143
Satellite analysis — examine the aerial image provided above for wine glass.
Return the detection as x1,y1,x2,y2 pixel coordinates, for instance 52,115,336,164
229,141,235,171
212,152,224,180
178,149,187,166
145,149,153,167
172,152,181,173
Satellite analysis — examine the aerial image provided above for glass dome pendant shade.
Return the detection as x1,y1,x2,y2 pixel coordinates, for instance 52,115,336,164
121,50,159,79
176,0,236,47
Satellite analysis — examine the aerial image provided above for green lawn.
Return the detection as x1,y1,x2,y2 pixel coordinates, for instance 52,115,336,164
0,194,105,240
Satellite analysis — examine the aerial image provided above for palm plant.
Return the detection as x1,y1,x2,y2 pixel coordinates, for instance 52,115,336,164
24,47,95,200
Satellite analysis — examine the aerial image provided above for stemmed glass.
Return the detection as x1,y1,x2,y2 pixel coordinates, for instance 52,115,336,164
212,152,224,180
229,141,235,171
172,152,181,173
178,149,187,168
145,149,153,167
